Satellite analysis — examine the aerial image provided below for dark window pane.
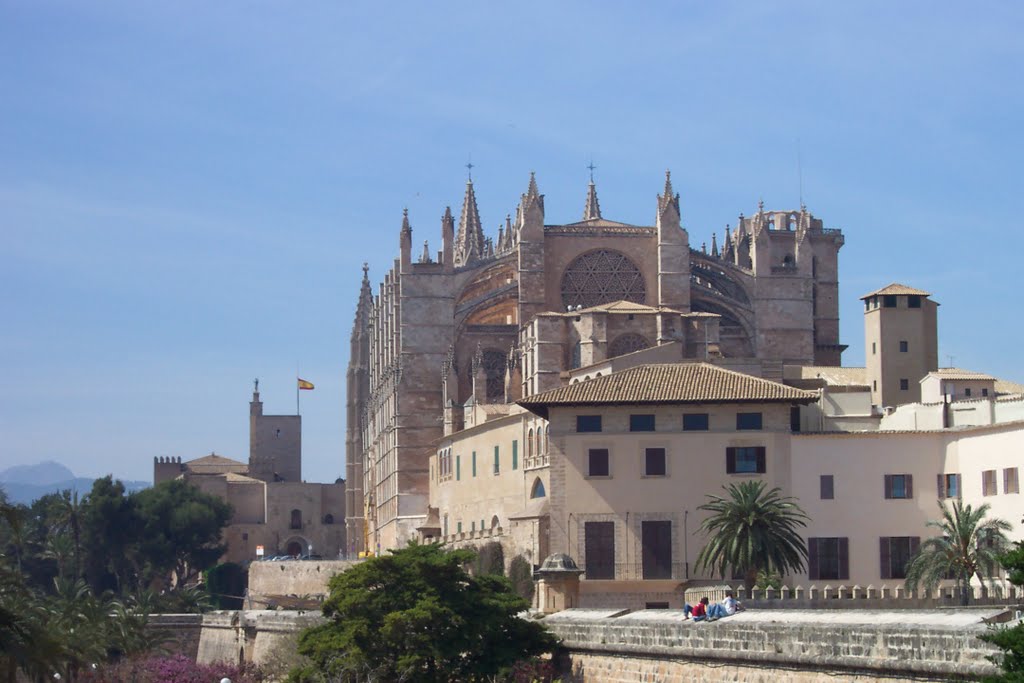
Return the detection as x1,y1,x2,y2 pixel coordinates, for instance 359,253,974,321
584,521,615,579
588,449,609,477
883,295,897,308
899,341,909,352
630,414,655,432
820,474,834,500
645,448,666,476
683,413,709,431
736,412,763,430
908,296,921,308
642,521,672,579
577,415,602,432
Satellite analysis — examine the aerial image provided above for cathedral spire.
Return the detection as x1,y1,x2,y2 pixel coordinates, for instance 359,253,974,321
657,169,680,217
455,179,485,267
582,180,602,221
420,239,432,263
399,207,413,269
711,232,719,258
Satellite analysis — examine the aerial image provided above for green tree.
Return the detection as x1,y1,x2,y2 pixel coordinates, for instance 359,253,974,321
695,480,809,592
905,500,1011,606
133,479,232,587
81,476,141,593
289,542,557,683
979,515,1024,682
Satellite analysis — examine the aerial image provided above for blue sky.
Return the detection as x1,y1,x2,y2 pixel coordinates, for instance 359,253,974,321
2,2,1022,484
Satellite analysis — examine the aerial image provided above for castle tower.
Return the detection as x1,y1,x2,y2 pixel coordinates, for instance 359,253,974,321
862,283,938,408
249,384,302,483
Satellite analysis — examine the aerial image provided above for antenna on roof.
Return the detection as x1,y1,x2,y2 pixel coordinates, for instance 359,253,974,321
796,137,804,209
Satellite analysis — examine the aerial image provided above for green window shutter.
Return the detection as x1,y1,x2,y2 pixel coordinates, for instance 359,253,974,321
456,455,461,481
494,446,500,474
472,451,476,477
512,440,518,470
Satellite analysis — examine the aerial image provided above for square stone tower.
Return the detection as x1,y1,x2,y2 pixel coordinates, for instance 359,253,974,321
862,283,938,408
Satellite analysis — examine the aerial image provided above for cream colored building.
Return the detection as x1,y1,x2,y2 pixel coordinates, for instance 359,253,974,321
154,387,346,563
421,284,1022,609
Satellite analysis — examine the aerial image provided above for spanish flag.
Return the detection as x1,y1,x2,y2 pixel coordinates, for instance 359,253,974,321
298,378,315,390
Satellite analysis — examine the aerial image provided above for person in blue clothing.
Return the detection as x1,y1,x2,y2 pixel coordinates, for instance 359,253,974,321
705,591,744,621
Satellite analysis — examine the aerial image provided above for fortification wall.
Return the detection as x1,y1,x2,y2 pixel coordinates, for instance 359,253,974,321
196,610,324,667
544,611,1002,682
248,560,357,606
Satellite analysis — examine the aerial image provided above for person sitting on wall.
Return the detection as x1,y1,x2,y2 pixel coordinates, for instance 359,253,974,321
683,596,709,621
705,591,744,621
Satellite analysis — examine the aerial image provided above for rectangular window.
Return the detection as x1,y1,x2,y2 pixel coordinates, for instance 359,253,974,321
493,446,500,475
736,412,763,430
899,340,908,352
683,413,709,431
883,295,897,308
808,537,849,580
584,521,615,579
644,448,666,477
900,378,909,391
726,446,766,474
629,414,656,432
908,295,921,308
641,520,673,579
457,521,462,534
884,474,913,499
577,415,602,432
937,473,961,499
872,342,877,355
965,387,972,397
820,474,834,500
982,469,998,496
1005,467,1020,494
588,448,610,477
471,521,475,532
456,455,461,481
880,536,920,579
472,451,477,477
982,388,989,397
512,440,518,470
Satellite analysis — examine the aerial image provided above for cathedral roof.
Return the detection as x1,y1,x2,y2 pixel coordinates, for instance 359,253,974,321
860,283,932,299
519,363,817,417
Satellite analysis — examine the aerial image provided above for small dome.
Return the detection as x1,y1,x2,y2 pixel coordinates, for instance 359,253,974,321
539,553,580,572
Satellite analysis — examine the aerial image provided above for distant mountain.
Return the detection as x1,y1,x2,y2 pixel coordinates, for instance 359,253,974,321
0,461,149,505
0,460,75,486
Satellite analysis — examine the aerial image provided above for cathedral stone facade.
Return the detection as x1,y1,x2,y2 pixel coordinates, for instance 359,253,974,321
345,172,846,554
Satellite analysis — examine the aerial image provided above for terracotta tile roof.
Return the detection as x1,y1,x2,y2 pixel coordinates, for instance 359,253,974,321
186,453,248,475
926,368,996,381
519,363,817,417
795,366,869,387
995,379,1024,395
860,283,931,299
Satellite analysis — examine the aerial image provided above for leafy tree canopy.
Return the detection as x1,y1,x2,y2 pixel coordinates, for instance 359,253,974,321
695,480,809,591
290,542,557,683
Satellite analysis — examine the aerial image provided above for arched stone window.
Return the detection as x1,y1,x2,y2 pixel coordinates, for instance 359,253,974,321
290,509,302,530
608,333,650,358
527,428,534,457
561,249,646,309
571,340,582,369
534,428,541,458
491,515,500,529
323,513,334,525
481,349,508,403
530,478,546,499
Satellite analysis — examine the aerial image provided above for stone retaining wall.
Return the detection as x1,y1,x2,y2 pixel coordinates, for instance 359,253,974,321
247,560,357,607
544,613,1002,682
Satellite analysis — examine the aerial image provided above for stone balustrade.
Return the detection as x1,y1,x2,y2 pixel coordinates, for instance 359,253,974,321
682,581,1021,610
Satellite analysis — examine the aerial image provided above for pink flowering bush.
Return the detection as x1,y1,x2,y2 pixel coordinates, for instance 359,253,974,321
81,654,264,682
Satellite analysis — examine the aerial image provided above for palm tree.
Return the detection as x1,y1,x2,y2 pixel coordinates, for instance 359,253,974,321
905,500,1012,606
695,480,810,592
